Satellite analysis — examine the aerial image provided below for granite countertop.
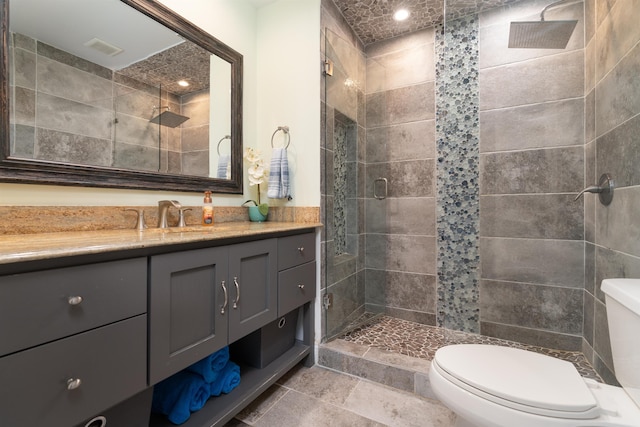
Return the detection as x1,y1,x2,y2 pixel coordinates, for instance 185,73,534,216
0,222,322,265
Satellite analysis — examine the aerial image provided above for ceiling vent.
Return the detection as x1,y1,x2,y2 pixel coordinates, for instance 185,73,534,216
83,38,123,56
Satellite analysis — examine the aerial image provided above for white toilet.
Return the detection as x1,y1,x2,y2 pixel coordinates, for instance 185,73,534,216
429,278,640,427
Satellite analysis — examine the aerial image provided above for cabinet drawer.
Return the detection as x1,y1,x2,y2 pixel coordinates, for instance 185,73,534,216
278,261,316,316
278,232,315,271
0,258,147,357
0,315,147,427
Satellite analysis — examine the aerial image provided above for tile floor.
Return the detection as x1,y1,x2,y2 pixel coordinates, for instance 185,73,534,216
225,363,457,427
224,315,602,426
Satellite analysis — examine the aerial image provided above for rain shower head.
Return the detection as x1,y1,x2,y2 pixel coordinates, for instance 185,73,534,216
150,106,189,128
508,0,579,49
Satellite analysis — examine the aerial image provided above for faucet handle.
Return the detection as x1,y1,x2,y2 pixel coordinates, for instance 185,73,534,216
124,208,147,231
178,208,192,227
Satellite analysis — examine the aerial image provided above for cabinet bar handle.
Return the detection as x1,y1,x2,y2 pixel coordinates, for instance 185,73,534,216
67,378,81,390
68,296,83,305
233,277,240,309
220,281,228,314
298,284,305,289
297,247,304,253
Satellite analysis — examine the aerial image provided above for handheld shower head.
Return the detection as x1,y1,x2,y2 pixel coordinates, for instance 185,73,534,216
508,0,579,49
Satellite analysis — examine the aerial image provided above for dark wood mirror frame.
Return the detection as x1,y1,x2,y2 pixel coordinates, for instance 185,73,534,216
0,0,243,193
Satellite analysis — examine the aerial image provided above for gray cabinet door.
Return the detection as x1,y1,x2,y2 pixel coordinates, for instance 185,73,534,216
228,239,278,342
149,246,229,384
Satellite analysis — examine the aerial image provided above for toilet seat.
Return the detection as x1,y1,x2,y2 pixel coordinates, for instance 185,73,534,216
432,344,600,420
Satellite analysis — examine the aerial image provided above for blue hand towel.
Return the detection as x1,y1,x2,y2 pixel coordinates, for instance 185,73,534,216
152,371,210,425
209,360,241,397
186,347,230,383
216,154,230,179
267,147,290,199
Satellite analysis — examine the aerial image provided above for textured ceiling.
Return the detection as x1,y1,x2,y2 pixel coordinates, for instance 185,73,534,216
331,0,524,45
117,41,211,96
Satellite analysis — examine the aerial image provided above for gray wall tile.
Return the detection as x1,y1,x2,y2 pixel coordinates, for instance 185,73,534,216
12,124,35,158
366,83,435,126
366,159,435,198
366,234,436,275
594,0,640,82
480,237,585,288
36,128,112,167
583,290,595,347
480,146,583,194
594,298,614,372
594,245,640,303
595,41,640,137
480,279,583,334
366,42,434,93
37,56,113,109
480,98,584,153
36,92,113,141
13,87,35,126
366,120,435,162
365,28,435,58
366,269,437,314
481,321,582,351
596,187,640,258
366,197,436,235
596,113,640,188
12,46,36,89
480,50,584,110
480,194,583,239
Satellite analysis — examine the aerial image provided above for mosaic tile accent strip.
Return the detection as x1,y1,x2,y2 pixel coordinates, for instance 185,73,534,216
435,16,481,333
333,117,348,255
341,315,602,381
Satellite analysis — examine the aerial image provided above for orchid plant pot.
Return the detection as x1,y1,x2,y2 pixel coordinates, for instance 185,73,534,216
248,205,268,222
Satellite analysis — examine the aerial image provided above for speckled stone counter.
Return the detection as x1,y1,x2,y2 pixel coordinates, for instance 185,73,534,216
0,221,321,265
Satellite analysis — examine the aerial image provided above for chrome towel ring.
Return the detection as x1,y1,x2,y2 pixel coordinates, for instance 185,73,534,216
216,135,231,155
271,126,290,149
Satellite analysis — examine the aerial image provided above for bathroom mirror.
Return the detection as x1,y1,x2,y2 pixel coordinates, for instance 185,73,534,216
0,0,243,193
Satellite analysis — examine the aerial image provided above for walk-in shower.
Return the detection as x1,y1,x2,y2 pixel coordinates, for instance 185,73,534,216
322,0,589,355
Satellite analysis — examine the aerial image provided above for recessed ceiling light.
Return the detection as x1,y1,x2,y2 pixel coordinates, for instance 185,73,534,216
178,80,189,87
393,9,410,21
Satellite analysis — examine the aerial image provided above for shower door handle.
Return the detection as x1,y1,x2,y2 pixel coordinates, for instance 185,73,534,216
374,177,388,200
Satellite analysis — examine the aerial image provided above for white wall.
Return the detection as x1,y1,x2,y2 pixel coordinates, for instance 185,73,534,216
256,0,321,207
0,0,320,208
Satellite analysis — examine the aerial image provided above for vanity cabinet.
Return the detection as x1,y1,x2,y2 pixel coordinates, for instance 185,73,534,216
0,258,148,427
149,239,278,384
0,226,317,427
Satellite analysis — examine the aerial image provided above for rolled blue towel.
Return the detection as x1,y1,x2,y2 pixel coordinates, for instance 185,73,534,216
209,360,241,397
151,371,210,425
186,346,229,383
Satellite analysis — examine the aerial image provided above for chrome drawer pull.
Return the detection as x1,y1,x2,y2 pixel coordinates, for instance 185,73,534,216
221,281,228,315
233,277,240,309
68,296,83,306
298,284,305,289
297,247,304,253
67,378,82,390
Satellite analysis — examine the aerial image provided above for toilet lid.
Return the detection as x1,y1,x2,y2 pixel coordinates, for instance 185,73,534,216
433,344,599,418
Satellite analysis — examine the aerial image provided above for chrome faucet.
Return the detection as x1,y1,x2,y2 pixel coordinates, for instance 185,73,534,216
157,200,182,228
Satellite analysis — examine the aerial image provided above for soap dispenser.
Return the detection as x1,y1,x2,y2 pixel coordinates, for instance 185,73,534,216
202,191,214,226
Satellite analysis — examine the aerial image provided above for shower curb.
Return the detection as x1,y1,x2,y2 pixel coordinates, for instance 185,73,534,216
317,339,437,401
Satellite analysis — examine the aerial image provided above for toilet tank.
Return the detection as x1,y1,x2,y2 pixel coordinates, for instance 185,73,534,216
601,278,640,407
